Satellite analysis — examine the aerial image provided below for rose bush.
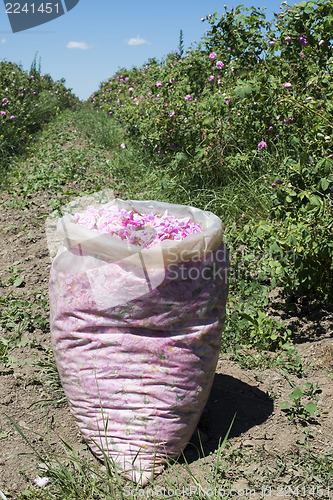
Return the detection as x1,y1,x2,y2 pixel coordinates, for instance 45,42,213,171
90,1,332,189
88,0,332,300
0,57,78,176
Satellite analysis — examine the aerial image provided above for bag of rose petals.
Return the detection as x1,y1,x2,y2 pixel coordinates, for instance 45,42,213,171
49,198,229,484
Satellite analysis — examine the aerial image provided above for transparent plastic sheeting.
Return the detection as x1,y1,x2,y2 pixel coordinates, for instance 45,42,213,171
48,198,229,484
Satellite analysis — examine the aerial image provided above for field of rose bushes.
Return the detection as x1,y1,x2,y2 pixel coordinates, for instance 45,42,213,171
90,0,333,307
0,0,333,498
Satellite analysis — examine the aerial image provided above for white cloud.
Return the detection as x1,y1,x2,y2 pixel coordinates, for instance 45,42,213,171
126,35,150,46
1,38,6,44
66,41,92,50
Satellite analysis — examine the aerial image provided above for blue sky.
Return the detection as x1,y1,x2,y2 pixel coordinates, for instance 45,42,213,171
0,0,290,100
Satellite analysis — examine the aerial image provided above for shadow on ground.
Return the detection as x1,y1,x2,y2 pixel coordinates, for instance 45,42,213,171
183,373,274,462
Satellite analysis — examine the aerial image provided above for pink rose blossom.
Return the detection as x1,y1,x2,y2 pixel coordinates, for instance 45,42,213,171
298,36,309,47
257,140,267,150
75,206,202,248
209,52,217,60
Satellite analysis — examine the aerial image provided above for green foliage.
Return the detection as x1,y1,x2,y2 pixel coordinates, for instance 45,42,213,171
76,106,126,150
227,345,304,375
280,384,320,424
5,110,112,202
0,291,48,365
1,1,332,360
0,58,79,180
203,5,271,65
269,0,333,72
235,308,291,350
239,175,333,300
278,347,305,377
86,0,333,306
89,0,332,185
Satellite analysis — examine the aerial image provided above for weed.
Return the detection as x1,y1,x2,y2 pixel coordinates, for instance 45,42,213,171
280,385,320,424
6,263,25,288
227,345,278,371
277,347,305,377
302,382,322,400
32,350,66,406
0,290,49,365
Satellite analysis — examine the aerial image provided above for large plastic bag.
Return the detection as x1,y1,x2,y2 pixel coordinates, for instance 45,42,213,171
49,198,229,484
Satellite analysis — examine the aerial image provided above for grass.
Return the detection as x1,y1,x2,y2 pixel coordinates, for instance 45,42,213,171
2,418,331,500
5,112,113,202
32,350,66,407
74,107,273,227
225,345,305,377
75,107,170,203
0,292,47,365
0,258,49,365
5,416,236,500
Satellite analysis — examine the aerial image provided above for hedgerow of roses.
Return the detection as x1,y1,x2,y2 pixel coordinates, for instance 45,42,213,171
90,1,332,184
0,60,78,161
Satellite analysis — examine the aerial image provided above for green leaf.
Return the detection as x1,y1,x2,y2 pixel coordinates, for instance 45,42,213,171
319,178,330,191
234,83,254,98
161,175,170,189
305,401,318,415
309,195,322,206
289,387,303,401
269,242,283,254
304,5,314,13
240,312,256,324
13,277,24,288
175,152,188,161
319,159,333,175
280,401,292,410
